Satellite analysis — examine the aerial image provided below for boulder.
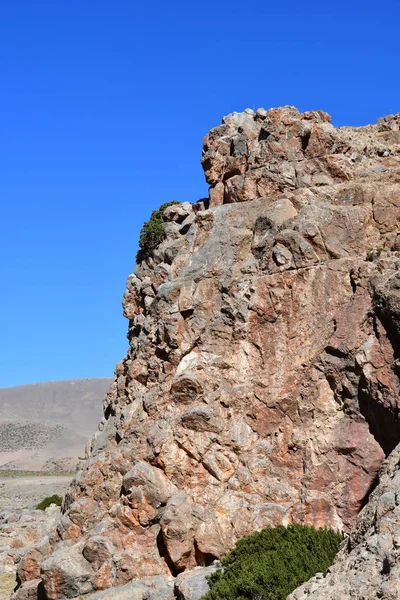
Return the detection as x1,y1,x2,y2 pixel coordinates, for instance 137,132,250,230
175,566,217,600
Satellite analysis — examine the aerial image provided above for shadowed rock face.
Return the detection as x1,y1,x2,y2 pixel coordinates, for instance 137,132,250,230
288,442,400,600
20,107,400,599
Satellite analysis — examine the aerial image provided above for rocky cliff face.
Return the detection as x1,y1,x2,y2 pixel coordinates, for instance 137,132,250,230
19,107,400,599
288,441,400,600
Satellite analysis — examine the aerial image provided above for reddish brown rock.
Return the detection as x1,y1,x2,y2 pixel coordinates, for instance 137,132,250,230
20,108,400,599
289,442,400,600
0,505,59,589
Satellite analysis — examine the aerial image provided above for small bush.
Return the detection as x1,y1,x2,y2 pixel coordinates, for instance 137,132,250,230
36,494,62,510
136,201,180,262
366,246,383,261
202,524,343,600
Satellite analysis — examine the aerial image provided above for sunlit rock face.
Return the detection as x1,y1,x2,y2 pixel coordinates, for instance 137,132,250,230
23,108,400,599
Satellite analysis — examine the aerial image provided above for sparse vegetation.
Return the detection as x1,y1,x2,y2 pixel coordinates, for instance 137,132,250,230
366,246,383,261
36,494,63,510
136,201,180,262
0,469,74,477
202,524,343,600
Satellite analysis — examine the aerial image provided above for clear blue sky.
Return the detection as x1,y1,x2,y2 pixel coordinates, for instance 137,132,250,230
1,0,399,387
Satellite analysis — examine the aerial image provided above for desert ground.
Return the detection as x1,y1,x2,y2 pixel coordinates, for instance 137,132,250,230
0,472,73,509
0,378,110,473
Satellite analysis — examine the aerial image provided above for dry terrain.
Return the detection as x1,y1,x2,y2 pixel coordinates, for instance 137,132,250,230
0,378,111,472
0,473,72,509
0,379,111,598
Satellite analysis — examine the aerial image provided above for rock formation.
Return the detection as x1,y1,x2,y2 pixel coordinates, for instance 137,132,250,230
16,107,400,599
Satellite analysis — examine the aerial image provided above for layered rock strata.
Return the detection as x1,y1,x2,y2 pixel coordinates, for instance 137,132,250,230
20,107,400,599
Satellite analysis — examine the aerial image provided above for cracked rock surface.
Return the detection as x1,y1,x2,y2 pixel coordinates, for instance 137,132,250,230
15,107,400,599
289,443,400,600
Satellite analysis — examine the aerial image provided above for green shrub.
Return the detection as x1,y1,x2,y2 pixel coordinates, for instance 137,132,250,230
366,246,383,261
36,494,62,510
202,524,343,600
136,201,180,262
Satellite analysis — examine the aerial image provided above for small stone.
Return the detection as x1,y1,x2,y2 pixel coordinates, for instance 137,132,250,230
272,243,293,266
256,107,267,118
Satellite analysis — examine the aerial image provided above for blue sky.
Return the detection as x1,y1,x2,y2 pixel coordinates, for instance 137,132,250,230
1,0,399,387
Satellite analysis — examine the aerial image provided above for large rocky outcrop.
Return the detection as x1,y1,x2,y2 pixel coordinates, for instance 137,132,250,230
18,107,400,599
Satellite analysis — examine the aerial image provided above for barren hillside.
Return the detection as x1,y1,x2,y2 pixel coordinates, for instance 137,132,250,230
0,379,111,472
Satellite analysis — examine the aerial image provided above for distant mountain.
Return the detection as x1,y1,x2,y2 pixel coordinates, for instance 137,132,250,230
0,378,111,471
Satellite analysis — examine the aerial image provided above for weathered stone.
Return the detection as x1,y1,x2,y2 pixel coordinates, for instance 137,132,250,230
84,575,175,600
11,579,42,600
0,505,59,599
82,536,115,571
160,493,195,571
40,543,94,599
174,566,217,600
122,461,178,508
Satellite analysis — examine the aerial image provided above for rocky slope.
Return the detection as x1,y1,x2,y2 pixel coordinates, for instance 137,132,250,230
0,379,111,472
0,505,60,587
15,107,400,599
